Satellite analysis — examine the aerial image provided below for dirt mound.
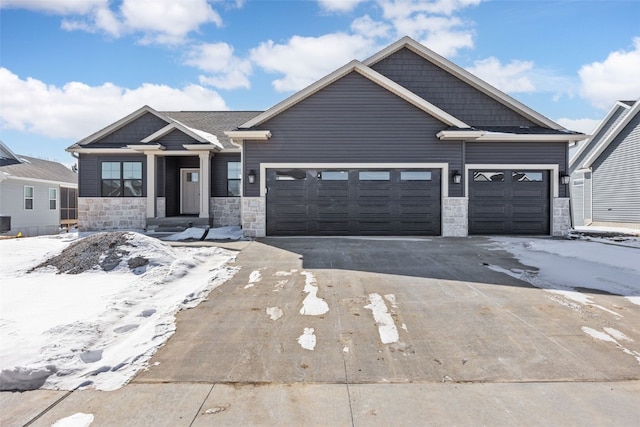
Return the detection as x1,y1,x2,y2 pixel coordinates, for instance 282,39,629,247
34,232,149,274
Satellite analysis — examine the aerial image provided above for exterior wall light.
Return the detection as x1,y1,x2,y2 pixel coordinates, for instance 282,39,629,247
560,173,570,185
248,170,256,184
452,170,462,184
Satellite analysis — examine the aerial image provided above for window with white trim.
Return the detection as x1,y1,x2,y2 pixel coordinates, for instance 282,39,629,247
227,162,241,196
101,161,143,197
49,188,57,210
24,186,34,210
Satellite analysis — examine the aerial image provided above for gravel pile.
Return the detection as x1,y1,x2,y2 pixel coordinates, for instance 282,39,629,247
33,232,148,274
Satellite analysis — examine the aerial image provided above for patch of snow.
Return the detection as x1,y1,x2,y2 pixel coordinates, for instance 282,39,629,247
582,326,640,364
297,328,316,350
266,307,283,321
401,323,408,332
273,279,288,292
299,271,329,316
548,290,622,317
364,293,399,344
384,294,398,308
244,270,262,289
204,225,243,241
604,327,633,342
51,412,94,427
343,346,349,353
0,232,237,391
274,269,298,276
162,227,206,241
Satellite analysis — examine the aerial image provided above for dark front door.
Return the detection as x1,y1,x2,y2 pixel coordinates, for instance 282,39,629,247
469,169,550,235
266,168,441,236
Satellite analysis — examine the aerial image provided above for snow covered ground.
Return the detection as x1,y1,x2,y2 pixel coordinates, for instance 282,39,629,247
0,231,237,391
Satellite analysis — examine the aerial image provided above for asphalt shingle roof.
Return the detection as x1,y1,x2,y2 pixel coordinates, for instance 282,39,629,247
163,111,262,149
0,155,77,185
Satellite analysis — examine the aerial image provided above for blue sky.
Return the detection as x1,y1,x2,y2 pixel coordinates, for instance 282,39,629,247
1,0,639,165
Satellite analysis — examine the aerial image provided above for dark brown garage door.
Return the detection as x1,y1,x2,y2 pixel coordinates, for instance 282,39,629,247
469,169,550,235
266,168,441,236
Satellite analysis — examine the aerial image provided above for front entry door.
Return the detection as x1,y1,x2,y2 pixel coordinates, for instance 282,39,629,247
181,169,200,214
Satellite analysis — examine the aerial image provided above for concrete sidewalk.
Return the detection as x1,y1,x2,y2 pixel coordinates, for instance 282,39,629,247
3,237,640,426
4,381,640,426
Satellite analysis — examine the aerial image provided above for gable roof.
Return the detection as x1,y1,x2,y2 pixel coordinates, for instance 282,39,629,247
0,153,77,185
571,98,640,170
0,140,21,166
364,37,564,130
239,59,469,129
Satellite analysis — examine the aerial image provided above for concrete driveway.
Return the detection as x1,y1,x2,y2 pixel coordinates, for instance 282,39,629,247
12,236,639,426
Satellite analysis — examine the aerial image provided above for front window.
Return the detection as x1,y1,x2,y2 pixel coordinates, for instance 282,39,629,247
227,162,241,196
101,161,143,197
49,188,57,210
24,186,34,210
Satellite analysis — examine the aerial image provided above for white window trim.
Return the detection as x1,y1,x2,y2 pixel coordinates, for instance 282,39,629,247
24,185,34,210
259,162,449,199
49,187,57,210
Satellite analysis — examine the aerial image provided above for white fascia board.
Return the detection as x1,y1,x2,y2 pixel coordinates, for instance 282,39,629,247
142,121,224,150
569,102,630,166
127,144,165,152
140,124,177,142
239,60,467,129
581,99,639,168
75,105,169,147
183,144,220,151
3,175,78,187
224,130,272,140
438,130,586,142
66,148,140,154
364,37,563,130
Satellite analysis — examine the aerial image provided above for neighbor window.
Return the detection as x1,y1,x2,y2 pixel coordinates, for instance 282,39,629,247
227,162,241,196
24,186,34,210
101,161,143,197
49,188,57,210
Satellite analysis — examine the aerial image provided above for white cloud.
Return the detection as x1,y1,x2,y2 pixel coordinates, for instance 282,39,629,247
7,0,223,45
579,37,640,109
378,0,482,18
185,42,252,90
0,67,227,140
0,0,107,14
250,34,376,92
318,0,368,13
556,118,601,135
466,57,536,93
351,14,391,38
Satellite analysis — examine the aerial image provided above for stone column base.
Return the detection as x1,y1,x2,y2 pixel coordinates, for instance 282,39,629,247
242,197,266,238
442,197,468,237
552,197,571,236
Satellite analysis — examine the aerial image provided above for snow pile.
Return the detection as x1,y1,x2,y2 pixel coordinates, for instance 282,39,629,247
205,225,244,241
489,237,640,306
162,227,206,241
0,232,237,391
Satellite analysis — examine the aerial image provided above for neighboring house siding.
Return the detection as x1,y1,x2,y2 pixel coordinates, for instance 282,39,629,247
571,177,585,226
466,142,569,197
570,106,627,173
592,113,640,223
156,129,199,150
371,48,536,127
0,179,60,236
84,112,169,148
78,154,147,197
247,71,461,197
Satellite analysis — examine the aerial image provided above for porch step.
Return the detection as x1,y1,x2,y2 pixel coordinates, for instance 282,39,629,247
145,217,212,233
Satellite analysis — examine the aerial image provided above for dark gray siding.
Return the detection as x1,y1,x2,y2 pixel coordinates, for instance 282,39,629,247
247,72,462,197
371,48,536,127
570,106,628,173
165,157,199,216
156,129,200,150
86,113,169,148
466,142,568,197
156,157,165,198
212,153,241,197
78,153,146,197
592,113,640,223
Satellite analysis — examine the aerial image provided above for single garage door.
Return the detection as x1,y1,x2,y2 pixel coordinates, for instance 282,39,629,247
469,169,550,235
266,168,441,236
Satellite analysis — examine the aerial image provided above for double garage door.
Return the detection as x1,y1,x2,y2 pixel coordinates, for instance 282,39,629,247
469,169,550,234
266,168,441,236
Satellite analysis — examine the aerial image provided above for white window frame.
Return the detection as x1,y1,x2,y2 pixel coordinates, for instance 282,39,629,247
24,186,34,210
49,187,57,210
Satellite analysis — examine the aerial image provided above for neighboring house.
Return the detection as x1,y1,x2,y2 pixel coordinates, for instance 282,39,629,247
0,141,78,236
569,98,640,228
68,37,583,237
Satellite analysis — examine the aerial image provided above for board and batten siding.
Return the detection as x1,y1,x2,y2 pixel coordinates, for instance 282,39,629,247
371,48,536,127
465,141,569,198
246,71,462,197
85,112,169,148
78,153,147,197
592,112,640,223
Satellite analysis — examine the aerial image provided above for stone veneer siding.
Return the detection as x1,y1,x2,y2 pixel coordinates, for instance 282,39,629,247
552,198,571,236
442,197,468,237
242,197,266,238
156,197,166,218
78,197,146,231
211,197,241,227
